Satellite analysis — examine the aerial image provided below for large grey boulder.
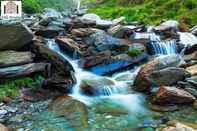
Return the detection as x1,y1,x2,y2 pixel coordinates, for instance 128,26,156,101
0,22,33,51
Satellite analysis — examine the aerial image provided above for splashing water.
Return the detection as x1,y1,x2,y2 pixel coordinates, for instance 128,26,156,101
149,33,177,55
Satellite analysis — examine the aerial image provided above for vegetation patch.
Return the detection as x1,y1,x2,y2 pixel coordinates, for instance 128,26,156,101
0,75,44,101
127,48,143,57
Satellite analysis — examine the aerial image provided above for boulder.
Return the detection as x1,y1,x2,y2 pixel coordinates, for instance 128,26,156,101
0,123,8,131
55,37,84,58
134,55,183,91
49,95,88,128
96,19,113,28
151,86,196,105
0,22,33,50
161,20,179,30
35,26,64,38
79,51,112,68
80,77,115,96
179,32,197,47
148,67,189,87
86,31,130,52
186,64,197,76
0,51,34,68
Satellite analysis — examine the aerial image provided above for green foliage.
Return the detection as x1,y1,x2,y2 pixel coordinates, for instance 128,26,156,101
0,75,45,101
22,0,42,13
89,0,197,27
127,49,143,57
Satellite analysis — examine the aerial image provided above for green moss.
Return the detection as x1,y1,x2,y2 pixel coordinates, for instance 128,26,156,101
0,75,44,101
127,49,143,57
89,0,197,27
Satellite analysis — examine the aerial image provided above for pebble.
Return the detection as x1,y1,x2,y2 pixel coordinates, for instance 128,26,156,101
105,115,112,119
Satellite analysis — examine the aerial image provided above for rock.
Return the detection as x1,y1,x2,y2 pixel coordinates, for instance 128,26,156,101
113,16,125,25
0,22,33,51
55,37,84,58
186,64,197,76
35,26,64,38
86,31,130,52
42,78,74,93
71,28,98,37
134,55,183,91
149,104,179,112
0,123,8,131
151,86,196,105
185,44,197,55
80,77,115,96
184,51,197,62
162,122,196,131
79,51,112,68
0,63,51,79
0,51,34,68
148,67,189,87
161,20,179,29
128,43,146,55
48,95,88,128
33,38,74,77
81,13,101,23
43,8,62,18
96,19,113,28
88,53,148,75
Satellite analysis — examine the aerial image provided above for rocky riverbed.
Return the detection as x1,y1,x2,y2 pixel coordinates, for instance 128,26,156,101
0,8,197,131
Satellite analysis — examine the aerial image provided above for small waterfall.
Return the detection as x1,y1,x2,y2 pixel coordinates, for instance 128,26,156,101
149,33,177,55
47,39,131,96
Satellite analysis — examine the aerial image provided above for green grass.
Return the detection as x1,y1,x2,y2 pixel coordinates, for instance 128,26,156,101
127,48,143,57
89,0,197,27
0,75,44,101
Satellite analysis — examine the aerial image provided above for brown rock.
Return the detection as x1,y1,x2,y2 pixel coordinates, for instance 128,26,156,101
134,55,183,91
151,86,196,105
49,95,88,128
148,67,189,86
79,51,112,68
71,28,98,37
162,121,196,131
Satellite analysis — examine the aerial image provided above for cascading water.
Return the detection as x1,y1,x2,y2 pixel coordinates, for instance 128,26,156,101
140,33,177,55
46,39,147,114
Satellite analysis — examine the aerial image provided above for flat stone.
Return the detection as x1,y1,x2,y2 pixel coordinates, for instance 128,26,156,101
0,51,34,68
186,64,197,76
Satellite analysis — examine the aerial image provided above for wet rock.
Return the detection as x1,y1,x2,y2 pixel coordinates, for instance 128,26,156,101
0,51,34,68
35,26,64,38
113,16,125,25
185,44,197,55
96,19,113,29
88,52,148,75
151,86,196,105
148,67,189,87
186,64,197,76
55,36,84,58
0,123,8,131
134,55,183,92
86,31,130,52
0,22,33,51
79,51,112,68
49,95,88,128
193,100,197,109
80,77,115,96
154,20,179,40
184,51,197,62
71,28,99,37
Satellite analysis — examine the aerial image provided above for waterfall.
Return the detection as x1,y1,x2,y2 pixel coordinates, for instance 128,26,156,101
46,39,132,96
149,33,177,55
